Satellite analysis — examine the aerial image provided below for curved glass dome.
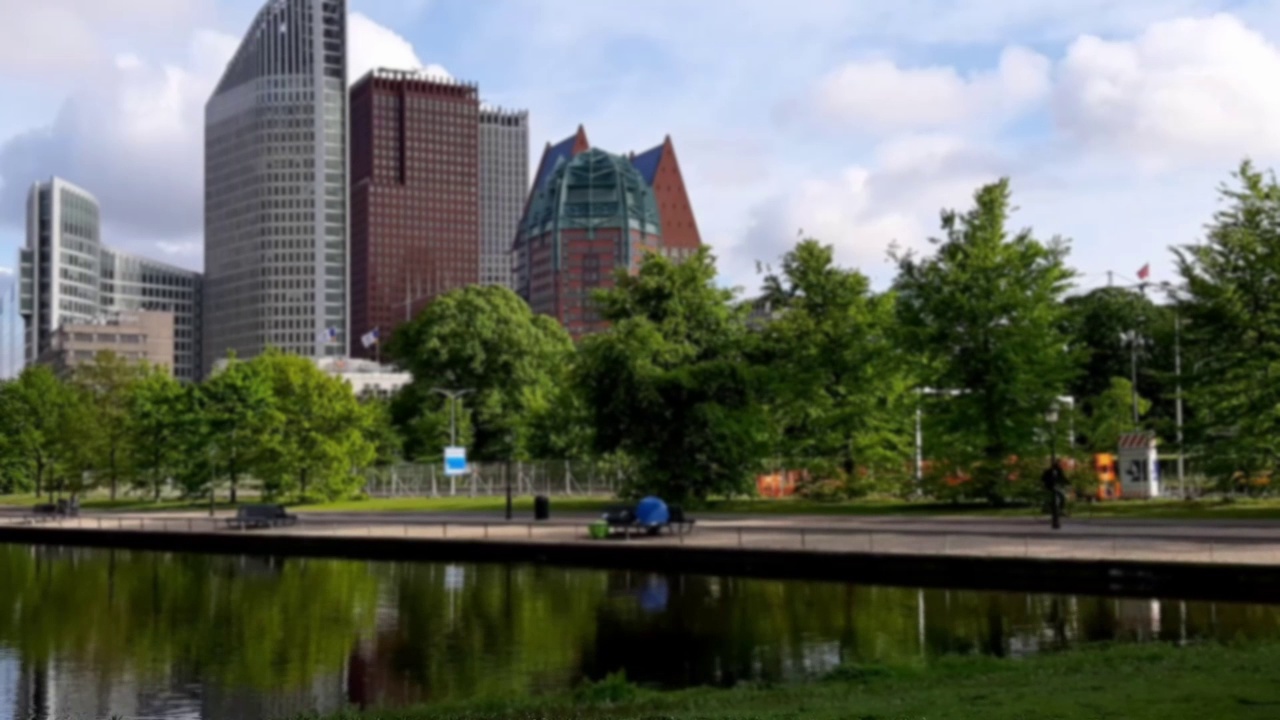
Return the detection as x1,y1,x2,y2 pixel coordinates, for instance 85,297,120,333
522,148,662,236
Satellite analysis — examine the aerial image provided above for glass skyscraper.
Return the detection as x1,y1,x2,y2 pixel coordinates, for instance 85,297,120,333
204,0,348,375
17,177,203,381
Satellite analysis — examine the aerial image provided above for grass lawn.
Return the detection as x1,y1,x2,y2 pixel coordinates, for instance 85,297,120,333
310,641,1280,719
7,491,1280,521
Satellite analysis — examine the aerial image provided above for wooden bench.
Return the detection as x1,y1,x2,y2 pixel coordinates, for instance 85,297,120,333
225,504,297,530
28,499,79,523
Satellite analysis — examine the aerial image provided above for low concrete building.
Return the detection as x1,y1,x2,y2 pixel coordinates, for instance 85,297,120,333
41,310,175,376
313,357,411,399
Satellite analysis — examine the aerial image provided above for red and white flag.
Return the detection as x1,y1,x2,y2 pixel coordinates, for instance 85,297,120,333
1137,264,1150,281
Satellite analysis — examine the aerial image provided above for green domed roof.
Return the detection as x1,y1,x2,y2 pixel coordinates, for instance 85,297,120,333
521,147,663,239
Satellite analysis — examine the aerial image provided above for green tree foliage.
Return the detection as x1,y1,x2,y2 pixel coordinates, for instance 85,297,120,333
1062,287,1176,437
72,351,147,500
1175,161,1280,488
128,367,196,500
388,285,574,461
363,397,404,467
0,366,86,499
578,248,768,502
251,351,376,501
893,179,1077,502
755,239,914,496
198,353,280,503
1083,377,1152,453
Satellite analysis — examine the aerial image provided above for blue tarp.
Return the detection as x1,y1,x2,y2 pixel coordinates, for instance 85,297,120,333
635,496,669,526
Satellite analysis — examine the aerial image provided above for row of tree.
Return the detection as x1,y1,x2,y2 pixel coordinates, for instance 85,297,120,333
0,162,1273,504
384,162,1279,502
0,350,394,501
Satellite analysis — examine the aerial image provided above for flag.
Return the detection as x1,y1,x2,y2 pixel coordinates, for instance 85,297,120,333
318,327,337,344
360,327,380,349
1137,264,1150,281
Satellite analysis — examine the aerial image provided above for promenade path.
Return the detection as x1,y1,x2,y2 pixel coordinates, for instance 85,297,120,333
3,506,1280,566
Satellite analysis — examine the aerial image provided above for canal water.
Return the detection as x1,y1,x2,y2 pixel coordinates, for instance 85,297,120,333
1,544,1278,720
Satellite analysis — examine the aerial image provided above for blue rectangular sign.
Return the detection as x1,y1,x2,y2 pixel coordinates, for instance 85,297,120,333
444,446,468,476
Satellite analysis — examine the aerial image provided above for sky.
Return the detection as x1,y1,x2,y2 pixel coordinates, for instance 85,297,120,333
0,0,1279,297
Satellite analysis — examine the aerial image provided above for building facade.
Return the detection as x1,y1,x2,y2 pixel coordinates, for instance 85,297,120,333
513,126,702,338
18,178,203,380
0,271,18,380
514,147,664,339
349,70,480,359
204,0,349,374
40,311,175,377
479,107,528,289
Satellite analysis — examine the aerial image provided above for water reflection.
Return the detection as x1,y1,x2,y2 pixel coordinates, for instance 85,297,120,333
0,544,1278,719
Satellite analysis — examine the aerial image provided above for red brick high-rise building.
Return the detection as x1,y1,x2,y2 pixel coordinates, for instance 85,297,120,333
349,69,480,357
512,126,703,339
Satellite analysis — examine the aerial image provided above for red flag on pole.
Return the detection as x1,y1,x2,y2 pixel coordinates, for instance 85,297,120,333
1137,264,1150,281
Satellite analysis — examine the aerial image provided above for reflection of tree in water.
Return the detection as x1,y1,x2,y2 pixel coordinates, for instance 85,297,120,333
0,545,378,702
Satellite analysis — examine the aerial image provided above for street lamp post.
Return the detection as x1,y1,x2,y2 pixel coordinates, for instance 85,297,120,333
430,388,474,447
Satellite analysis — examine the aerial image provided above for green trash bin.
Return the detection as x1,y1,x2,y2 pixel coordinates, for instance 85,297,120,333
589,521,609,540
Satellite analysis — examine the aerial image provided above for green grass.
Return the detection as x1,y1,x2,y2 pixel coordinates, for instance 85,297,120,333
308,640,1280,719
0,492,248,513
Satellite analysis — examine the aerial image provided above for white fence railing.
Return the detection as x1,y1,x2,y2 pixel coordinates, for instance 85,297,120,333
363,461,624,498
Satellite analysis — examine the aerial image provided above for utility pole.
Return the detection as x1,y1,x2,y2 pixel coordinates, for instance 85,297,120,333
431,388,473,446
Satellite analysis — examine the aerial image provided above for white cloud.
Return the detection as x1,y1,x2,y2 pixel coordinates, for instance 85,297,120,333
0,0,213,79
729,134,1011,290
348,11,451,84
1054,13,1280,169
0,267,13,276
812,46,1051,135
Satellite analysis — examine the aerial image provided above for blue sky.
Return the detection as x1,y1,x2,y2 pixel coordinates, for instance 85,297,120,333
1,0,1279,296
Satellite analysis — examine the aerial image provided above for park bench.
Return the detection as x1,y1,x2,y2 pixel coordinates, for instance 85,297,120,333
225,504,297,530
27,499,79,523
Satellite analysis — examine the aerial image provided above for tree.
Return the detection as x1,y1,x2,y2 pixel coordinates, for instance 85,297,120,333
755,239,914,496
1174,161,1280,488
128,367,194,501
893,179,1077,502
199,353,279,504
251,351,375,501
388,285,574,461
578,248,769,502
73,351,147,500
1062,287,1176,436
0,366,85,500
1083,377,1152,453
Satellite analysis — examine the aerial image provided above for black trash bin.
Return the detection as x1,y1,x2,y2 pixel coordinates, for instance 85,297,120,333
534,495,550,521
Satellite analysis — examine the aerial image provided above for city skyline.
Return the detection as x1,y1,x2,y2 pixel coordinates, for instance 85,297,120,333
3,2,1278,297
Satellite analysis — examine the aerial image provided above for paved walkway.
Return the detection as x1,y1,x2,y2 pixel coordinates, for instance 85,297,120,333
4,508,1280,566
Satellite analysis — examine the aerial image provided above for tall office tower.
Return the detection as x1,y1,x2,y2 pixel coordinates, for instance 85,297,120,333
479,107,528,289
18,177,204,381
204,0,349,375
349,69,479,358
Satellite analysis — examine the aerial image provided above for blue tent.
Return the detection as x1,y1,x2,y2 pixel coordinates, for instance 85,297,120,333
634,496,670,527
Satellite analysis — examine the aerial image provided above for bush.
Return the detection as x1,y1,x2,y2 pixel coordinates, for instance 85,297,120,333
573,670,639,705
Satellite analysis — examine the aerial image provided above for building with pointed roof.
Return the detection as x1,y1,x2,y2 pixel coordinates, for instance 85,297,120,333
512,127,703,338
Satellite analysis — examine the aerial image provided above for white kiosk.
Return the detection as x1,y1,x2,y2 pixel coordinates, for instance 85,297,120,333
1117,431,1160,499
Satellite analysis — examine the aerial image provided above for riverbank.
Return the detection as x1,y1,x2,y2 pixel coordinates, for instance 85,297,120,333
8,492,1280,521
308,640,1280,719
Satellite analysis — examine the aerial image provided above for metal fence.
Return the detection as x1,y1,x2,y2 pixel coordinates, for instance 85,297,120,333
363,460,624,498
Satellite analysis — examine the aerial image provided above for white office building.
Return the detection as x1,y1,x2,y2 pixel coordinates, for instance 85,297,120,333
479,106,528,290
204,0,349,375
18,178,203,381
